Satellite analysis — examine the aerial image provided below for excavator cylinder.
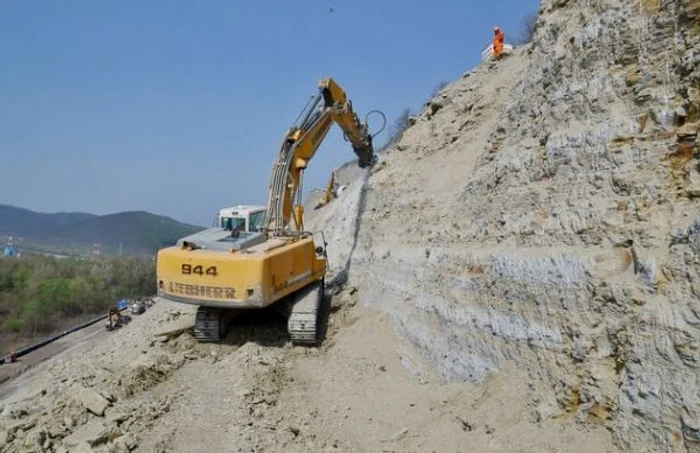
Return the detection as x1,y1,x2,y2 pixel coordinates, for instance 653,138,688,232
294,205,305,231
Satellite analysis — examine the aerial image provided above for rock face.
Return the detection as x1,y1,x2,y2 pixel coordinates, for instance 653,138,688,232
308,0,700,451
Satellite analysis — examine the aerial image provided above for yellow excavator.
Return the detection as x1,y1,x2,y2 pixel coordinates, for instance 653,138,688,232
322,169,338,206
313,169,338,209
155,77,378,345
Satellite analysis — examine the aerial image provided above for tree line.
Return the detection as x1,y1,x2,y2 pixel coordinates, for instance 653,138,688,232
0,254,155,339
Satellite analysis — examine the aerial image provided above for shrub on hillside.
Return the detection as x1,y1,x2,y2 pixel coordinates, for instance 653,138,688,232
514,11,539,45
3,318,23,333
431,81,450,97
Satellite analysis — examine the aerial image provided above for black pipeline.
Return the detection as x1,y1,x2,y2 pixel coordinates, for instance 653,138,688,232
0,314,107,365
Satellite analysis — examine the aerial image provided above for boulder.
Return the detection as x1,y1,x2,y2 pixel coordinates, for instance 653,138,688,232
68,384,110,416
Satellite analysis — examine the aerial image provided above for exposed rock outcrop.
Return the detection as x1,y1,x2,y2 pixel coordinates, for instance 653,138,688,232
308,1,700,451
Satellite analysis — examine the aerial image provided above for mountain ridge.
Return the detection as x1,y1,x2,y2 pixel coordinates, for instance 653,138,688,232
0,204,203,254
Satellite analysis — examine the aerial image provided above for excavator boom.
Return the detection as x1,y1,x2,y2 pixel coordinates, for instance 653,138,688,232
263,77,376,235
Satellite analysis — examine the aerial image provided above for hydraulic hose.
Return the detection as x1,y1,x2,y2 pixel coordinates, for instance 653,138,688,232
365,109,387,139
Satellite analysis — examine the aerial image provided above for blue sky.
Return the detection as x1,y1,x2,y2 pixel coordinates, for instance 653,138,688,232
0,0,539,226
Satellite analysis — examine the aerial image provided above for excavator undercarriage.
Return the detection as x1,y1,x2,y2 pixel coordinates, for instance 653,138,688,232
192,279,325,344
285,278,325,345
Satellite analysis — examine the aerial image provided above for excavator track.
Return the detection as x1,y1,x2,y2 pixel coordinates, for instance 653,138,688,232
194,307,239,342
288,279,324,346
194,307,222,341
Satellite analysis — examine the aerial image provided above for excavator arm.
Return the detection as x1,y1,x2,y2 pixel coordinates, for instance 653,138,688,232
324,170,337,206
263,77,376,236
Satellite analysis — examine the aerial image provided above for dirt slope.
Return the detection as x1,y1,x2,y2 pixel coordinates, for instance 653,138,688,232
0,294,617,453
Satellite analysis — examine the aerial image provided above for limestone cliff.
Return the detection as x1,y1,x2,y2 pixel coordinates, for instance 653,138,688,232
309,0,700,451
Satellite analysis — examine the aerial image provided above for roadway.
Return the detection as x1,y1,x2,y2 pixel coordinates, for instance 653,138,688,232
0,320,107,400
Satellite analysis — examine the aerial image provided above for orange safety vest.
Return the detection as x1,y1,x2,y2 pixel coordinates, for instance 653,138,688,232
493,29,505,56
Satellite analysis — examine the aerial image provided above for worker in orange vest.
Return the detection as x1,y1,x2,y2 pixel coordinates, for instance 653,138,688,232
493,26,505,60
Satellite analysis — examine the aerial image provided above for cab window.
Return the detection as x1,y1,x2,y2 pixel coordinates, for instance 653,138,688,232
249,211,264,232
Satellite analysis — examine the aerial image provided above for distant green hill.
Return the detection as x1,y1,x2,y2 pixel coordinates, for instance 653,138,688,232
0,205,96,237
0,204,203,255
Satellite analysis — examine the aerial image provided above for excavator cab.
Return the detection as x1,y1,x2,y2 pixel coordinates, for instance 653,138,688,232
216,206,267,233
